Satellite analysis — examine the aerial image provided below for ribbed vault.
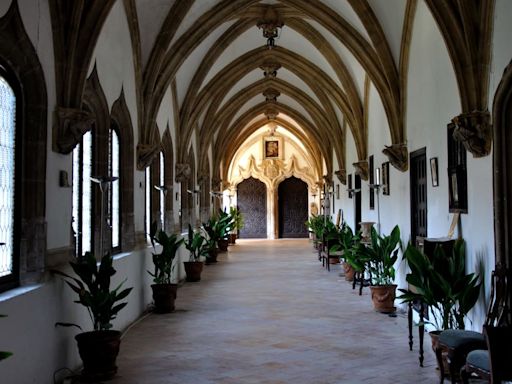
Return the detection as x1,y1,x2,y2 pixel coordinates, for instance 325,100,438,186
48,0,496,191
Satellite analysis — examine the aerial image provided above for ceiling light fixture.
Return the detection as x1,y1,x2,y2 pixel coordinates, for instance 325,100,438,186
257,7,283,49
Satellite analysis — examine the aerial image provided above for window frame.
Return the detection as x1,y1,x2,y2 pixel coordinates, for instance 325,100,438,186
0,64,21,292
447,123,468,213
108,125,121,253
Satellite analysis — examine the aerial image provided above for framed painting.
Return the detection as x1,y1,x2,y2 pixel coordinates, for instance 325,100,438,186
263,136,283,159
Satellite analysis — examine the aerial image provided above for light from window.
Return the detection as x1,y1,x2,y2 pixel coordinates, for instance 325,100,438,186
109,129,120,249
72,131,92,256
160,152,165,229
0,76,15,277
145,167,150,239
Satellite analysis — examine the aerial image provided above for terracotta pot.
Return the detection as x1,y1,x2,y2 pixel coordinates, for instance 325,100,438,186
229,233,237,244
218,239,229,252
75,330,121,381
343,263,355,281
429,330,451,376
369,284,397,313
151,283,177,313
184,261,204,282
206,248,218,264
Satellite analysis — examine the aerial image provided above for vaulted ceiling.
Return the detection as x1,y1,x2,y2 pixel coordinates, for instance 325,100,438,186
50,0,495,184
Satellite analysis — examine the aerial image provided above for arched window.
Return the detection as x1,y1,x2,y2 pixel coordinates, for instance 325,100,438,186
145,166,151,239
0,71,19,290
72,131,93,257
160,152,165,229
108,127,120,251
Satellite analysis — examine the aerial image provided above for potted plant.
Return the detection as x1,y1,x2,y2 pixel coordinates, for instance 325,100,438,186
183,224,209,282
148,221,184,313
330,223,362,281
398,239,481,375
0,315,12,361
228,206,244,244
306,215,325,249
216,209,234,252
53,252,132,381
398,239,481,331
361,225,401,313
202,217,221,264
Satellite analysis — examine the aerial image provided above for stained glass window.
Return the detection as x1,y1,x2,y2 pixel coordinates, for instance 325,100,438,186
109,128,120,250
72,131,92,257
0,76,15,277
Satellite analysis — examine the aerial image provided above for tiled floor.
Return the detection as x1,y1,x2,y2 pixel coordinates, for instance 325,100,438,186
112,239,440,383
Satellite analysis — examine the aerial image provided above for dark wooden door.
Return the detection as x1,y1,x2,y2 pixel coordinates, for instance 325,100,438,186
237,177,267,238
278,177,308,238
410,148,428,244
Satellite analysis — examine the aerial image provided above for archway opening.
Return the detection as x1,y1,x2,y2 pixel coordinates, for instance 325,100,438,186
278,177,308,238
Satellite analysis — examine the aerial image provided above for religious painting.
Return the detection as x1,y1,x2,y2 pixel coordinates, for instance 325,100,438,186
263,136,283,159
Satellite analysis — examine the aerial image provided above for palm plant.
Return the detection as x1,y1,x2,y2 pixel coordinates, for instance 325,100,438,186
148,221,184,284
361,225,401,286
54,252,132,331
398,239,481,330
184,224,209,262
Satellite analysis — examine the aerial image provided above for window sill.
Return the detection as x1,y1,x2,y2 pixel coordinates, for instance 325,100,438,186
0,283,42,303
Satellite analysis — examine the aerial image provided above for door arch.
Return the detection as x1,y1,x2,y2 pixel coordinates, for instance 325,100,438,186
237,177,267,238
278,177,308,238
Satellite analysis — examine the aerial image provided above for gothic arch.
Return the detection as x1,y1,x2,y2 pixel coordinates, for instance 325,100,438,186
111,89,135,251
492,59,512,268
0,1,48,283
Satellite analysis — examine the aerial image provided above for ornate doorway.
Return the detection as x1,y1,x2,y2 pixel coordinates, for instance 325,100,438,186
237,177,267,238
278,177,308,238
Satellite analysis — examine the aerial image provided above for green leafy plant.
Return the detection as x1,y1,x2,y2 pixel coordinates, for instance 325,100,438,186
305,215,326,239
398,239,481,330
330,224,367,272
184,224,209,262
149,221,184,284
54,252,133,331
0,315,12,361
361,225,401,285
217,209,234,240
229,206,244,233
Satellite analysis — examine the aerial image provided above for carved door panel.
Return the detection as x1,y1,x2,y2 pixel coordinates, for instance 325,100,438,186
278,177,308,238
237,177,267,238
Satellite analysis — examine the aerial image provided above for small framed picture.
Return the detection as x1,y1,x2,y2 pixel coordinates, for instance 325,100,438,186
381,162,390,195
430,157,439,187
263,136,283,159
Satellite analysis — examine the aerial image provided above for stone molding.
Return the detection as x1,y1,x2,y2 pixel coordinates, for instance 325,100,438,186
353,160,369,181
451,110,492,158
382,143,408,172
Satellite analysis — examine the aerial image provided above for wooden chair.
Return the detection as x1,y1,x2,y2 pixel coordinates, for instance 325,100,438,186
321,237,341,271
460,325,512,383
435,264,511,383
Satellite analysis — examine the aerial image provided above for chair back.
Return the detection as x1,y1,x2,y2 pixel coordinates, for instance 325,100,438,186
483,324,512,383
485,263,512,327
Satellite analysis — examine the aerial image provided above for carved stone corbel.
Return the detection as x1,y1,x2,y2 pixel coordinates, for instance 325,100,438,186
451,110,492,158
382,143,408,172
53,107,95,154
335,169,347,185
197,172,210,187
259,60,281,78
175,163,191,183
136,143,160,170
353,160,369,181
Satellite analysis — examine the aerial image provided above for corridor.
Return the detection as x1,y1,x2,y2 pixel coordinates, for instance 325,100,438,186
113,240,439,383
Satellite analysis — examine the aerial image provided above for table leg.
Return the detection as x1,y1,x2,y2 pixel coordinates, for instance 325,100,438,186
408,302,413,351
